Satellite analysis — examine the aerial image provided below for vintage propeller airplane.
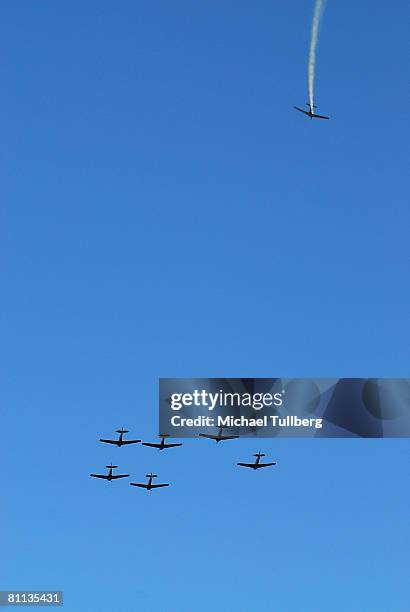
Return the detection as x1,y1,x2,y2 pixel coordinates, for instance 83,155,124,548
90,464,130,481
99,428,141,447
142,434,182,451
129,473,169,491
237,452,277,470
199,426,240,443
294,103,329,120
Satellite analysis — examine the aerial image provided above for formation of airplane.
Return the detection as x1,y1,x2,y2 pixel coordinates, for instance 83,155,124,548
237,452,277,470
91,426,278,491
130,473,169,491
99,428,141,447
142,434,182,451
199,427,240,443
90,464,130,481
294,103,329,120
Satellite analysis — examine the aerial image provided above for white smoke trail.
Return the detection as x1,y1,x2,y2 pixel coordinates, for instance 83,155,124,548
308,0,327,111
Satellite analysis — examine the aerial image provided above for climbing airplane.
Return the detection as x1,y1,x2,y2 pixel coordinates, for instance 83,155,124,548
294,103,329,120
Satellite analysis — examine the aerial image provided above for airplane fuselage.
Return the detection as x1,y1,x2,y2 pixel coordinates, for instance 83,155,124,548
250,454,263,469
214,428,225,442
115,431,129,446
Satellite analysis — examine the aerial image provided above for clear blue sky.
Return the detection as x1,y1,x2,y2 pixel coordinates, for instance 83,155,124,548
2,1,409,611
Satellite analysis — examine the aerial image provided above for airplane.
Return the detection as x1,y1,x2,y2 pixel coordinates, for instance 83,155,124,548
129,473,169,491
294,103,329,120
199,427,240,443
237,452,277,470
99,428,141,447
142,434,182,451
90,464,130,481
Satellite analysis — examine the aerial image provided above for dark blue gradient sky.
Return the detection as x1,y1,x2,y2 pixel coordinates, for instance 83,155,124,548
2,1,409,610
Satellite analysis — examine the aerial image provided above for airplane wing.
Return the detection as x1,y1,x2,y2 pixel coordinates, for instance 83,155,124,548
199,434,217,440
150,484,169,488
90,474,109,479
141,442,161,448
294,106,309,116
164,443,182,448
130,483,149,488
257,462,277,468
313,113,329,120
120,439,141,445
99,439,118,445
237,462,255,468
220,435,240,440
110,474,130,479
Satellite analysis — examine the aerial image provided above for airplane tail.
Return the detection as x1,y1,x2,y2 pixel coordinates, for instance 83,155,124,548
116,428,128,434
106,464,118,469
146,473,157,478
254,452,265,458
